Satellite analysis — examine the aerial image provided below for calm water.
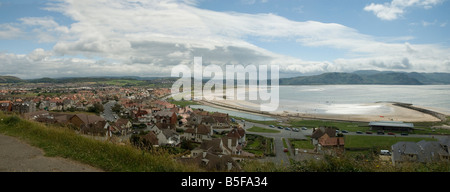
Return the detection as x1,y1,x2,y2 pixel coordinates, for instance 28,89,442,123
188,85,450,120
277,85,450,114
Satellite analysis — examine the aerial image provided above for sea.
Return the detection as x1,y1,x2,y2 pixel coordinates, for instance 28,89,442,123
189,85,450,121
276,85,450,115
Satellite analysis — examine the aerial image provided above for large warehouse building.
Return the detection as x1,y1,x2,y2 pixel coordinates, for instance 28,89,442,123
369,121,414,133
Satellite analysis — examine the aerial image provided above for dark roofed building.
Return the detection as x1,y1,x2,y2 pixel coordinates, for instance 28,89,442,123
369,121,414,133
182,152,241,171
183,124,213,142
391,140,450,166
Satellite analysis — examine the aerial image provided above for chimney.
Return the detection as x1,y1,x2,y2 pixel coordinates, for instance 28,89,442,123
227,162,232,171
203,151,207,158
228,138,232,151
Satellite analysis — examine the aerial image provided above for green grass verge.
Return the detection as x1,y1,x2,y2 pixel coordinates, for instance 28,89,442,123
0,114,199,172
288,119,368,132
244,134,274,157
289,138,314,150
344,135,438,149
247,126,280,133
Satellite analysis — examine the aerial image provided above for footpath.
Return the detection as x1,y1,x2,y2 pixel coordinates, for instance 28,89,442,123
0,134,102,172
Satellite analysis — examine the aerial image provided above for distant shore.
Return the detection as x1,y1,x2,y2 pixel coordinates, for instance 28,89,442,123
198,99,443,123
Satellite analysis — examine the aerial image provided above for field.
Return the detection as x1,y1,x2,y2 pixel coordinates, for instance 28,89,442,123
289,138,315,150
344,135,437,149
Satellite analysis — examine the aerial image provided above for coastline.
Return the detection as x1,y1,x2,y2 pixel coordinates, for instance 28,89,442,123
198,99,443,123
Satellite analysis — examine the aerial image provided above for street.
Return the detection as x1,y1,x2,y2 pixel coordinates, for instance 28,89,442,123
239,121,311,166
102,100,118,122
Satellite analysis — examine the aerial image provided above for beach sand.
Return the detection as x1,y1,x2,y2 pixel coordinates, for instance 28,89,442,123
201,99,441,122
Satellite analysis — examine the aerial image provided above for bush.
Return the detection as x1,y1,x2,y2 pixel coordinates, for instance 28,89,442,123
2,115,21,125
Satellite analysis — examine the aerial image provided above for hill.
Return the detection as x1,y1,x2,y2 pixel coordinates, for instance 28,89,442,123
280,71,450,85
2,71,450,85
0,76,24,83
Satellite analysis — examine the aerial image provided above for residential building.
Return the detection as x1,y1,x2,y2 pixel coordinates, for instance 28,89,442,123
113,118,132,135
183,151,241,171
391,139,450,166
183,124,213,143
154,110,177,125
0,101,12,112
311,127,344,155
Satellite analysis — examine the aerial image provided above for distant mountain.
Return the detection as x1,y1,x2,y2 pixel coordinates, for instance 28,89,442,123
280,71,450,85
2,71,450,85
0,76,24,83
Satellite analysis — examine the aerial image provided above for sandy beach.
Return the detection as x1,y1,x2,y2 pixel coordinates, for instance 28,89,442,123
200,99,442,122
187,86,447,122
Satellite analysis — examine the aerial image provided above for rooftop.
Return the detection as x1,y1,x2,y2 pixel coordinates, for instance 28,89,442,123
369,121,414,128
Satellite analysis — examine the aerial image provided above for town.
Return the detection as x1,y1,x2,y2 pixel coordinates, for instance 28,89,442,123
1,78,450,172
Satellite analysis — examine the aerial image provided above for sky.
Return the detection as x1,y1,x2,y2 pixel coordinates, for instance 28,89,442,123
0,0,449,79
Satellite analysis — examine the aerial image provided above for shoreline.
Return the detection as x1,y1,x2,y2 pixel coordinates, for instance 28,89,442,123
197,99,444,123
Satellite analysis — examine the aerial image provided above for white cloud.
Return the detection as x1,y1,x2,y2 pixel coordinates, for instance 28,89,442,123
1,0,450,78
364,0,444,20
0,24,24,39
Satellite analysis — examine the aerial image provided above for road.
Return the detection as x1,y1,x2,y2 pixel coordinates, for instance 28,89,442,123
0,134,102,172
239,121,311,166
102,100,118,122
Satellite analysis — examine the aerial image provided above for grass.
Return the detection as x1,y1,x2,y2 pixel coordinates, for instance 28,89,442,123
244,134,274,157
344,135,438,149
247,126,280,133
230,116,281,126
0,113,199,172
289,137,315,150
288,119,368,132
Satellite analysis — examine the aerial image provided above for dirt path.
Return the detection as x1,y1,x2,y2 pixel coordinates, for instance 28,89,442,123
0,134,102,172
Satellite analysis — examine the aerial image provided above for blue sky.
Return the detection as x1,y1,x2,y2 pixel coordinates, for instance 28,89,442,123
0,0,449,78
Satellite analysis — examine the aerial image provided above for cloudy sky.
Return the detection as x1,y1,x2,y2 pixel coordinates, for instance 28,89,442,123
0,0,449,79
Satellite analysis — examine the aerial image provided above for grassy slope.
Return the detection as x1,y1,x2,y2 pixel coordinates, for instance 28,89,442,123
0,114,199,172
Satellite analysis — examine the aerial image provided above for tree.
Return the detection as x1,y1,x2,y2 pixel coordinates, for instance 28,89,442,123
88,103,104,114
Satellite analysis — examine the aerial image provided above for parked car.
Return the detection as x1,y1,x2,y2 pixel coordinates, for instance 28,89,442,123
283,148,288,152
341,130,348,133
277,126,283,129
269,125,275,128
377,131,385,135
292,128,299,132
301,127,307,130
356,131,363,134
366,131,373,134
401,132,409,136
285,127,291,131
387,132,395,135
